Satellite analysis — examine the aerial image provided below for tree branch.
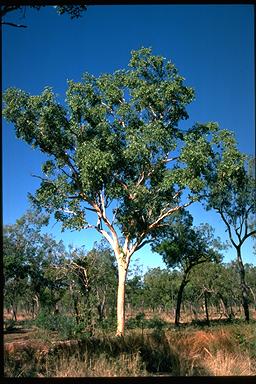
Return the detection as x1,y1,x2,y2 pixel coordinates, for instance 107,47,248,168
135,239,153,251
100,190,106,218
148,201,191,230
61,208,77,216
163,156,179,163
97,227,115,248
235,226,242,244
31,174,53,183
219,209,238,249
136,171,145,187
1,21,27,28
241,229,256,246
123,236,130,255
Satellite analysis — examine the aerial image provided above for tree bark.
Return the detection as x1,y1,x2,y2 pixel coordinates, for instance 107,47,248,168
175,276,188,326
248,286,256,310
236,246,250,322
217,293,228,318
97,293,106,322
116,263,128,336
204,290,210,326
33,294,40,317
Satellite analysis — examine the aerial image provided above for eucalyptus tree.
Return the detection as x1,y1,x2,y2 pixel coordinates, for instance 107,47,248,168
3,47,233,335
152,212,223,326
205,149,256,322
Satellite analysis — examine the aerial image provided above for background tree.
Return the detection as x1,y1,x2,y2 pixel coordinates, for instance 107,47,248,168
1,5,87,28
143,267,179,314
244,263,256,311
126,261,144,313
65,242,118,332
152,211,224,326
3,210,67,318
3,47,235,335
205,147,256,322
188,261,241,322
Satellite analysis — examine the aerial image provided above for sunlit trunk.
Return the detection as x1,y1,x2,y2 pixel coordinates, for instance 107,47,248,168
116,263,128,336
33,294,40,318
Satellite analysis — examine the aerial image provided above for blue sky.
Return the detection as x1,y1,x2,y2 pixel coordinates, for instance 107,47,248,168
3,4,255,272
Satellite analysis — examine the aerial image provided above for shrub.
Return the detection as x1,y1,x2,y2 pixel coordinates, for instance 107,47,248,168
126,313,167,331
35,310,90,340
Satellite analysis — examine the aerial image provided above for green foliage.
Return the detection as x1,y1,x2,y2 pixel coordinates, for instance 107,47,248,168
205,147,256,247
152,211,223,273
143,267,180,310
205,150,256,321
54,5,87,19
1,5,87,28
66,241,118,324
3,47,230,247
35,310,90,340
3,209,69,318
126,313,167,331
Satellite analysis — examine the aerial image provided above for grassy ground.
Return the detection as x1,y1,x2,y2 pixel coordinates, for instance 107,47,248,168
4,316,256,377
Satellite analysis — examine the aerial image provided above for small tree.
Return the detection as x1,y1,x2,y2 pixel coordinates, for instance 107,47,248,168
3,47,233,335
66,242,118,329
152,212,223,326
205,147,256,322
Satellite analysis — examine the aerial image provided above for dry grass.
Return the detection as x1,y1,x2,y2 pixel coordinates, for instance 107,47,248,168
203,350,252,376
54,351,148,377
4,318,256,377
165,326,255,376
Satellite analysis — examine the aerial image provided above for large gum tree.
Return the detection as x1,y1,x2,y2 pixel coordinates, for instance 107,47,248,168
4,47,231,335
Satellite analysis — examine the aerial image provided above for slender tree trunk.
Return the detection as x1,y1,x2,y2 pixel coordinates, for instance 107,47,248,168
218,293,228,318
175,276,188,327
33,294,40,316
97,294,106,322
116,262,128,336
204,290,210,326
248,286,256,311
12,304,17,322
236,246,250,322
73,296,80,325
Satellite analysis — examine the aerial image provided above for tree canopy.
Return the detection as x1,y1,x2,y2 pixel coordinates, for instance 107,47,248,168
3,47,231,251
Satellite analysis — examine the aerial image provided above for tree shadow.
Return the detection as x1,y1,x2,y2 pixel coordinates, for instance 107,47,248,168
51,330,210,376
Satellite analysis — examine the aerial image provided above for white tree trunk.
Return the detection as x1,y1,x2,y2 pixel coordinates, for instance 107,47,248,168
116,263,128,336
